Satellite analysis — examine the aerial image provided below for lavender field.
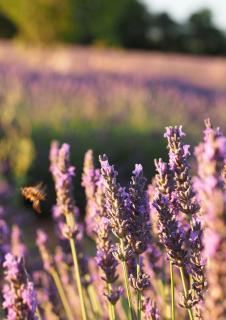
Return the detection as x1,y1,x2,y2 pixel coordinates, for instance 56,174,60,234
0,43,226,319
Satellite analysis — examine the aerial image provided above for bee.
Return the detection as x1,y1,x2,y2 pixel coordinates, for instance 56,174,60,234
21,182,46,213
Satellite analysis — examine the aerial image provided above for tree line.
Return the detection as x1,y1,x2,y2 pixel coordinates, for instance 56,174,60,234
0,0,226,55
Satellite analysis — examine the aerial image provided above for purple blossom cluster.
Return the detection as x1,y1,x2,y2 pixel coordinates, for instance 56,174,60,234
194,119,226,319
153,158,187,266
0,207,10,265
153,125,207,313
82,149,102,238
2,253,37,320
0,120,225,320
49,141,77,218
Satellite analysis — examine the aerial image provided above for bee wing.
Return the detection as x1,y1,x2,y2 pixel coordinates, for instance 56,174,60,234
33,200,41,213
35,182,47,198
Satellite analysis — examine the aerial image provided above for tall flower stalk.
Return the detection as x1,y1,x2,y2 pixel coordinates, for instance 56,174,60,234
36,229,74,320
153,158,187,319
194,119,226,319
82,149,100,238
127,164,152,320
164,126,206,315
99,154,135,320
96,217,122,320
49,142,87,320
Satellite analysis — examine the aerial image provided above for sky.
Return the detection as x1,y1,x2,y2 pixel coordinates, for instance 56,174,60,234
142,0,226,31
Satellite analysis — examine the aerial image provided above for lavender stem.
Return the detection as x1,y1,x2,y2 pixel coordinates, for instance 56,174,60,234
65,214,87,320
85,287,96,319
120,239,135,320
179,267,194,320
107,283,116,320
35,307,42,320
50,268,74,320
136,255,142,320
87,284,102,317
170,261,175,320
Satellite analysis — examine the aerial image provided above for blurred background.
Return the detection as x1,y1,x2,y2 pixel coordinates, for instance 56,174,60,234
0,0,226,213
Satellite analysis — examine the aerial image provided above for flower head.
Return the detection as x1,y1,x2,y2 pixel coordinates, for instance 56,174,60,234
2,253,37,320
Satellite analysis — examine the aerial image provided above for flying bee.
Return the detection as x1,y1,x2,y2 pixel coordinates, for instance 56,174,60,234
21,182,46,213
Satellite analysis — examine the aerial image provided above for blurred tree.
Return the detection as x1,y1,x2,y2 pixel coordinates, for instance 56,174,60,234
0,0,76,43
0,0,141,46
0,1,226,55
149,12,180,51
116,0,151,48
187,9,226,55
73,0,131,46
0,12,17,39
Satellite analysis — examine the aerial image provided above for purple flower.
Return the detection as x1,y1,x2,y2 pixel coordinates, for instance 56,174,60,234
49,142,77,217
11,225,27,257
99,154,130,241
203,229,220,258
142,298,160,320
194,119,226,318
36,229,48,246
36,229,54,272
153,158,186,266
95,216,122,304
2,253,37,320
164,125,199,216
49,142,92,289
82,149,101,238
127,164,151,255
163,125,206,308
96,245,118,284
0,218,10,265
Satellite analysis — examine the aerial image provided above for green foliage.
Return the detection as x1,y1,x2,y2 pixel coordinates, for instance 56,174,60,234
117,0,151,48
187,9,226,55
149,12,181,51
0,12,17,38
0,2,226,54
0,98,35,187
0,0,76,43
0,0,138,45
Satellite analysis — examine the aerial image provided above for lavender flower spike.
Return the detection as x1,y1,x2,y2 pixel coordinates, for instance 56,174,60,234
194,119,226,319
99,154,132,260
142,298,160,320
50,143,76,217
127,164,151,255
96,217,122,305
164,126,206,308
164,125,199,216
2,253,38,320
82,149,100,238
152,158,186,267
36,229,54,272
0,217,10,265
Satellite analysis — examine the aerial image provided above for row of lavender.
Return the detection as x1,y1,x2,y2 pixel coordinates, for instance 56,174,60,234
0,119,225,319
1,61,226,133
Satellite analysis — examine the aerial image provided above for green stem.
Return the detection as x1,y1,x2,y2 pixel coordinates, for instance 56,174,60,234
170,261,175,320
162,253,170,320
65,214,87,320
107,284,116,320
136,255,142,320
120,239,135,320
85,287,96,319
87,284,102,317
35,307,42,320
179,267,194,320
50,268,74,320
111,304,116,320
